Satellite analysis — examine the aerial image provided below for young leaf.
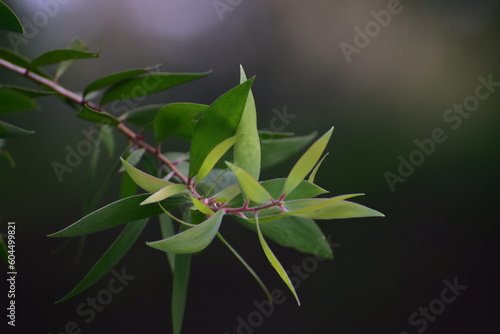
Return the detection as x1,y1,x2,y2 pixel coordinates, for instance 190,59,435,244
0,120,34,138
294,200,385,220
239,216,333,259
189,196,215,215
146,210,224,254
76,104,119,127
30,49,99,68
154,103,208,143
100,72,210,105
213,184,241,203
217,233,272,301
225,162,272,204
120,157,172,193
0,89,38,114
55,38,89,81
196,135,239,182
0,1,24,33
283,127,333,195
255,212,301,306
234,66,261,180
48,194,188,237
118,148,145,172
261,132,317,169
189,78,254,178
140,184,187,205
55,219,148,303
84,68,151,97
308,153,329,183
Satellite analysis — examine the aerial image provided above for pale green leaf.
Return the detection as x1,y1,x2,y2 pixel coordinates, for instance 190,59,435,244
283,127,333,195
189,196,215,215
308,153,329,183
120,157,172,193
295,200,385,220
225,162,272,204
141,184,187,205
197,135,239,182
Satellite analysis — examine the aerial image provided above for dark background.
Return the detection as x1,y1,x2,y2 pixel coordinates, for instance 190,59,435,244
1,0,499,333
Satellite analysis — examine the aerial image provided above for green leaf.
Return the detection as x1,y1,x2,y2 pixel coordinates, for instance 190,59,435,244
154,103,207,143
213,184,241,203
76,104,120,126
239,216,333,259
55,219,148,303
0,85,55,98
217,233,272,301
55,38,89,81
295,200,385,220
30,49,99,68
119,172,137,199
0,1,23,33
0,47,29,67
0,120,34,138
147,210,224,254
172,253,191,334
159,214,176,272
255,212,300,306
100,72,210,105
100,125,114,158
189,78,254,177
84,68,150,97
225,162,272,204
189,196,215,215
283,127,333,195
118,148,145,172
234,66,261,180
0,89,38,114
261,132,317,169
0,149,15,168
120,157,172,193
48,194,188,237
308,153,329,183
121,104,163,126
141,184,187,205
197,135,239,182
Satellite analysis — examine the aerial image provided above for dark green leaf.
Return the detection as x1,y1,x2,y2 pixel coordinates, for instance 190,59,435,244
100,72,210,105
48,194,189,237
30,49,99,68
172,253,191,334
154,103,207,143
159,214,176,272
55,38,89,81
189,78,254,177
0,85,55,98
121,104,163,126
0,89,38,114
261,132,317,169
239,216,333,259
0,149,15,168
84,68,150,97
0,1,23,33
0,120,34,138
0,47,29,68
76,104,119,126
56,219,148,303
119,172,137,199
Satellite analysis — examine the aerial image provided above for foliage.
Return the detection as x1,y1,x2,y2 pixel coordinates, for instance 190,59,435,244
0,2,383,333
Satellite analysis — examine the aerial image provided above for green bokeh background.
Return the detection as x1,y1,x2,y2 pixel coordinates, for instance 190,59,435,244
1,0,499,333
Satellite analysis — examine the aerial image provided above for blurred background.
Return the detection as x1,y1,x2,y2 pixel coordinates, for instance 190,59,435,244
1,0,499,333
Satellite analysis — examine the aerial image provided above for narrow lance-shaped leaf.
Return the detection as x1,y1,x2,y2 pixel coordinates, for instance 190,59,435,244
255,211,301,306
308,153,329,183
120,158,172,193
118,148,145,172
48,194,188,237
189,78,254,177
0,1,24,33
294,200,385,220
196,135,239,182
100,125,114,158
172,253,190,334
140,184,187,205
84,68,152,97
30,49,99,68
189,196,215,215
55,38,89,81
0,120,34,138
234,66,261,180
147,210,224,254
100,71,211,105
260,131,317,169
283,127,333,195
76,104,120,127
55,219,148,303
0,89,38,114
225,162,272,204
159,214,176,272
154,103,208,144
0,85,56,98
